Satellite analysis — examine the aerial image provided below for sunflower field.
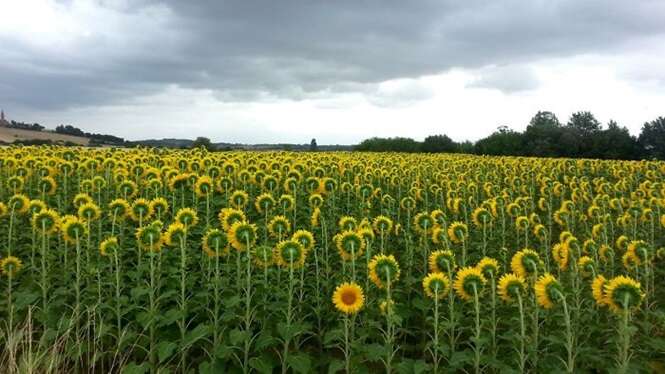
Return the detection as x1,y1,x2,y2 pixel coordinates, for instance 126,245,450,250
0,146,664,373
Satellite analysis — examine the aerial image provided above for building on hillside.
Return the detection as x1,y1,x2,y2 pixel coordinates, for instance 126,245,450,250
0,109,9,127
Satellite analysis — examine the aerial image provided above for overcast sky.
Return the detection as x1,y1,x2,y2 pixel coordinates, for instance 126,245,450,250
1,0,664,144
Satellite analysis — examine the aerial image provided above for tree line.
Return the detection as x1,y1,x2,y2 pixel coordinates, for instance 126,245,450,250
355,111,665,160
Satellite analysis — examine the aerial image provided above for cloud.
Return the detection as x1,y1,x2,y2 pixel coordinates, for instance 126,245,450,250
467,65,540,93
2,0,665,111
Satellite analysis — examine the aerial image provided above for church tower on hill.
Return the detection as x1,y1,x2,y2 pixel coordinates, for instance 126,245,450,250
0,109,8,127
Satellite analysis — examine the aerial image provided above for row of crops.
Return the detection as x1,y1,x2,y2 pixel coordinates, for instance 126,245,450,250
0,146,663,373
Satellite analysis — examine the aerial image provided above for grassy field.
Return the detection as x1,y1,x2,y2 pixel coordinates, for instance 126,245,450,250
0,146,663,373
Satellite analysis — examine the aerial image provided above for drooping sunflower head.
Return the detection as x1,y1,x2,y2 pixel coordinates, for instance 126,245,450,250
413,212,434,233
7,175,24,191
8,193,30,214
616,235,630,251
274,239,306,268
431,226,448,245
38,176,58,195
230,190,249,209
1,256,23,277
219,208,246,232
61,216,87,244
135,223,163,252
471,207,492,227
149,198,169,218
454,266,486,302
626,240,650,265
357,227,375,245
31,209,60,234
335,230,365,261
422,272,450,299
175,207,199,228
99,236,120,257
577,256,595,278
476,257,500,279
194,175,213,197
533,224,548,241
604,276,644,314
0,202,8,217
332,282,365,315
108,198,130,220
202,229,229,258
129,198,152,222
497,273,526,303
254,192,276,213
338,216,358,231
372,215,393,234
268,215,291,238
78,202,101,222
534,273,562,309
164,222,187,247
429,250,455,273
368,254,401,289
118,179,138,199
598,244,614,263
229,221,257,251
279,194,295,211
447,221,468,244
308,193,324,208
510,249,541,277
591,275,608,307
248,245,271,267
310,207,321,228
292,229,315,253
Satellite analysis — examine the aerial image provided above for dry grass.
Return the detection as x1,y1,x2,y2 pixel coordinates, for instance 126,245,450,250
0,127,89,145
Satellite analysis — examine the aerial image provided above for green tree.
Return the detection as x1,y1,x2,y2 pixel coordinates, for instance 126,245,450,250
192,137,213,151
638,116,665,159
309,138,318,152
475,126,525,156
421,134,457,153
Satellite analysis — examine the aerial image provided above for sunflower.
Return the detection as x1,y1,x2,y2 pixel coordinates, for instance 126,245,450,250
429,250,456,273
135,223,163,252
453,267,486,302
108,199,130,220
379,299,395,316
149,198,169,218
292,229,315,253
338,216,358,231
372,215,393,234
476,257,499,279
175,207,199,228
279,194,295,212
248,245,272,267
78,202,101,222
510,249,541,277
577,256,595,278
8,194,30,214
118,180,139,199
515,216,529,231
255,192,276,213
368,254,400,289
7,176,24,191
447,221,468,244
229,221,257,251
471,207,493,227
168,173,190,191
230,190,249,209
616,235,629,251
497,273,526,303
308,193,324,208
31,209,60,234
61,216,87,244
591,275,608,307
598,245,614,263
332,282,365,315
311,207,321,228
130,198,152,222
100,237,120,257
534,273,562,309
0,202,8,217
661,214,665,228
533,224,547,241
592,223,605,239
603,276,644,314
413,212,434,234
202,229,230,258
552,243,570,271
164,222,187,247
39,176,58,195
219,208,246,232
194,175,213,197
335,230,365,261
422,272,450,299
1,256,23,277
626,240,650,265
273,239,306,268
268,215,291,238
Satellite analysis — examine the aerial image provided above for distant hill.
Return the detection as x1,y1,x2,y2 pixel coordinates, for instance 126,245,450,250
129,138,353,151
0,126,89,145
